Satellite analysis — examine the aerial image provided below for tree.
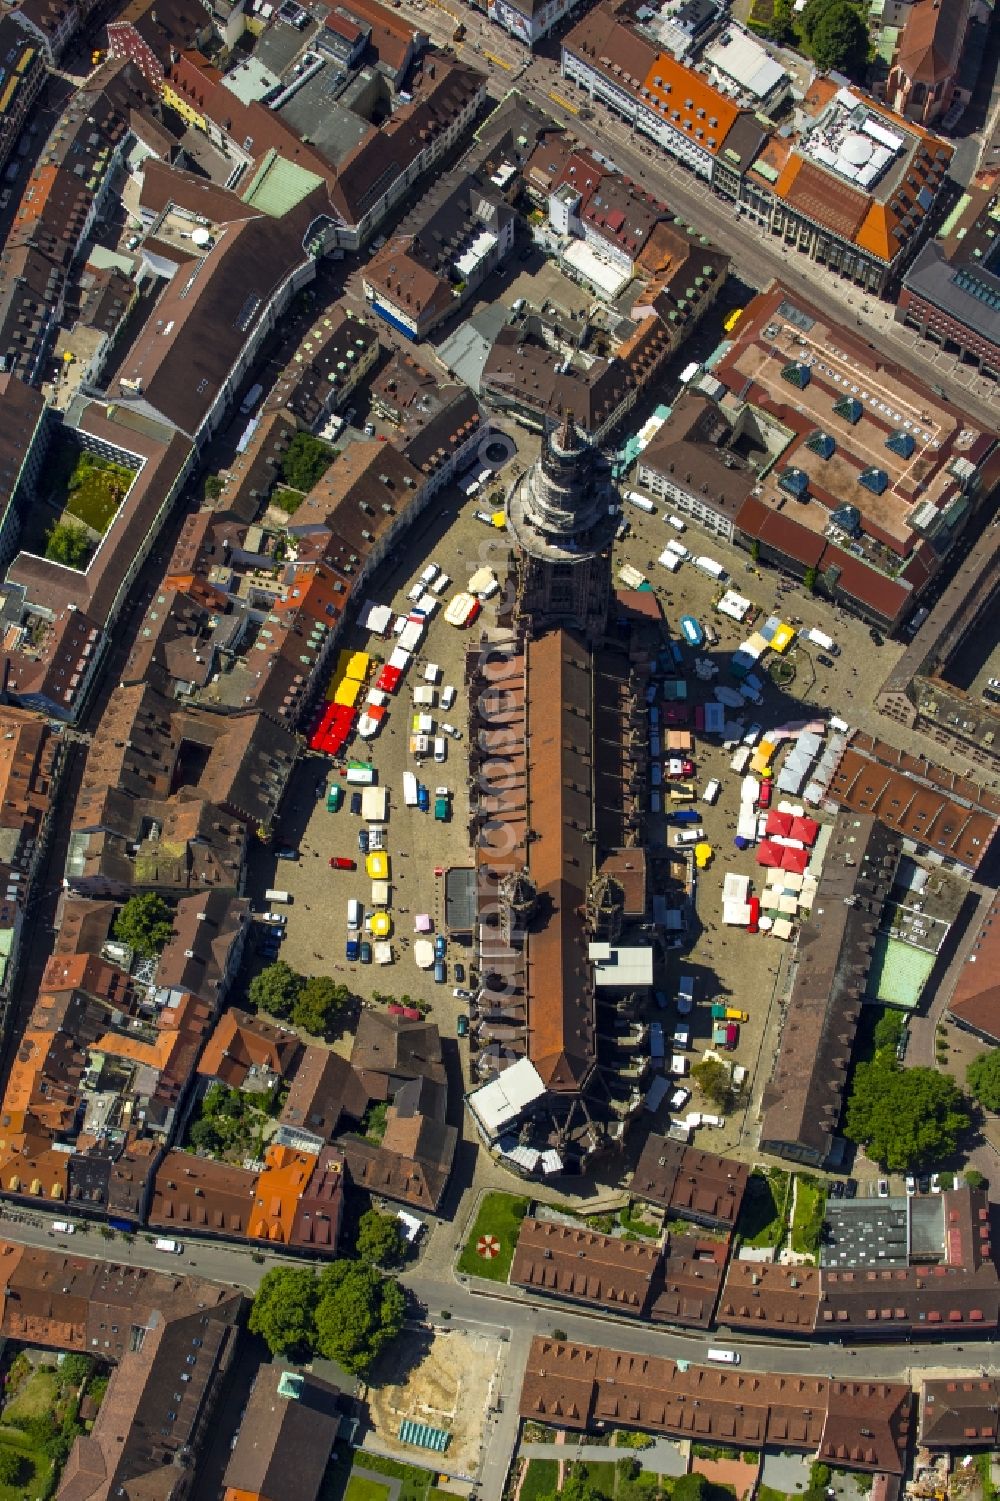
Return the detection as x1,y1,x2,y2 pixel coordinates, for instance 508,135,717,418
803,565,818,594
281,432,334,493
692,1057,737,1111
749,539,760,563
964,1168,987,1189
0,1448,25,1486
45,520,92,568
966,1050,1000,1113
844,1056,969,1170
807,0,869,74
249,960,302,1019
248,1266,319,1357
355,1209,407,1268
672,1476,710,1501
872,1009,906,1056
188,1116,222,1154
203,473,224,501
313,1261,405,1375
113,892,174,957
292,976,351,1035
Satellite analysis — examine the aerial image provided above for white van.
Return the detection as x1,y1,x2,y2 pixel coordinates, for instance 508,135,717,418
264,889,291,904
625,490,656,514
666,514,686,532
829,715,851,733
420,563,440,586
433,736,446,763
50,1220,76,1235
155,1238,183,1254
431,573,451,595
347,899,363,930
441,685,456,710
702,779,721,804
665,539,689,560
707,1348,740,1365
729,745,751,774
676,829,703,846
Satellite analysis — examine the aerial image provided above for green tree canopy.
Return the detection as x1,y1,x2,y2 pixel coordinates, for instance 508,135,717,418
966,1050,1000,1113
248,1266,319,1356
964,1168,987,1189
691,1057,737,1111
672,1475,710,1501
355,1208,407,1268
313,1260,405,1375
45,520,91,568
845,1056,969,1170
807,0,869,73
0,1447,25,1485
872,1009,906,1055
281,432,335,492
113,893,174,957
292,976,352,1035
249,960,303,1019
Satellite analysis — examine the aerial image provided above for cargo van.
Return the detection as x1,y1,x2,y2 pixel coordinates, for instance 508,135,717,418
702,779,721,804
803,626,837,654
730,746,751,774
676,829,703,846
665,539,689,560
693,556,726,580
155,1238,183,1254
50,1220,76,1235
346,763,376,785
264,889,291,904
666,514,686,532
625,490,656,514
707,1348,740,1364
347,899,363,930
239,382,263,415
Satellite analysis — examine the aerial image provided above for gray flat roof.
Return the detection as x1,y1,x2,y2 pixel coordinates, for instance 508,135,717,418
445,865,476,933
821,1198,909,1268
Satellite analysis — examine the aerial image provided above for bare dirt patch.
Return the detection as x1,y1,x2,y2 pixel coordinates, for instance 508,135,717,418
366,1329,503,1477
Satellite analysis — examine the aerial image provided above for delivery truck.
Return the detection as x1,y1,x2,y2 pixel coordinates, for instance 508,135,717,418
693,556,727,580
346,762,376,785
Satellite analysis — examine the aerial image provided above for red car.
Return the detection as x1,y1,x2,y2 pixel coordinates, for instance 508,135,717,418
329,856,357,871
758,778,772,809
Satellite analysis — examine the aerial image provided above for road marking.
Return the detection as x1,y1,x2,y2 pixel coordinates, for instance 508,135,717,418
548,90,578,113
485,50,512,69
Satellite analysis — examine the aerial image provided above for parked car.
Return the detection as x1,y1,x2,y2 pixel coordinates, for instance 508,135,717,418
905,1174,916,1196
441,685,457,709
350,792,363,815
327,784,343,812
829,1181,845,1199
453,987,473,1000
276,846,299,861
329,856,357,871
434,934,446,959
917,1174,930,1194
877,1177,890,1197
930,1172,942,1193
441,722,461,739
433,736,446,762
817,654,834,668
315,777,327,799
454,962,465,983
358,829,370,854
456,1014,469,1037
416,783,430,812
360,940,372,964
474,509,494,525
845,1178,858,1199
758,779,772,809
346,936,360,961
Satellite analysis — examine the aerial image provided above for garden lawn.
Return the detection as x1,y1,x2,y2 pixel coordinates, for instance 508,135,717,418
0,1429,50,1500
520,1460,559,1501
456,1192,530,1283
2,1368,59,1424
789,1176,825,1258
64,453,134,533
737,1169,789,1250
345,1478,391,1501
352,1452,435,1501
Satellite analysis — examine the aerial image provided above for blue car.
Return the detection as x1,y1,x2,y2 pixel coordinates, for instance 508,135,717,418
417,783,430,813
358,828,370,854
434,958,446,984
346,936,360,962
434,934,446,960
